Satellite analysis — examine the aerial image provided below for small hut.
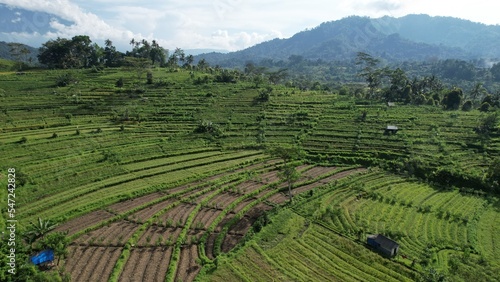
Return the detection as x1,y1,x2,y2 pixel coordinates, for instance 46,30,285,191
367,234,399,258
385,125,398,134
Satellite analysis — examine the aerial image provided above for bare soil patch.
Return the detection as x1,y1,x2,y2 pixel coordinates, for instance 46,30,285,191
107,192,165,214
267,193,289,205
233,197,257,213
205,232,219,259
129,198,177,223
119,248,154,281
157,203,196,227
142,247,173,282
222,234,243,253
175,245,201,282
301,166,337,179
215,213,236,232
256,170,280,184
65,246,121,282
137,225,181,247
191,208,222,230
207,192,240,210
54,209,115,236
318,168,367,184
75,219,138,246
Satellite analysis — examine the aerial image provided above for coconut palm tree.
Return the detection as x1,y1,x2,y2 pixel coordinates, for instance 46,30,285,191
24,218,57,244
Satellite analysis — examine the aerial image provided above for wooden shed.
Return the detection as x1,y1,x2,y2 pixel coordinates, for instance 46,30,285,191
367,234,399,258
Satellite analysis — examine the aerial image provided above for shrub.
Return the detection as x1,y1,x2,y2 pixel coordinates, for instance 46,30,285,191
115,77,124,87
257,86,273,102
194,120,223,136
146,71,153,84
56,73,78,87
462,100,473,111
479,102,490,112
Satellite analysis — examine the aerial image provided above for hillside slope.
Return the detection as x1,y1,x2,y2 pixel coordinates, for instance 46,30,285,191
198,14,500,67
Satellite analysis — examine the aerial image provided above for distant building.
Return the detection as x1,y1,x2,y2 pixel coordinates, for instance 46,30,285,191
385,125,398,134
367,234,399,258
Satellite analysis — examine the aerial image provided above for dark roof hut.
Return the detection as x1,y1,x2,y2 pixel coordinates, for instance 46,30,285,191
367,234,399,258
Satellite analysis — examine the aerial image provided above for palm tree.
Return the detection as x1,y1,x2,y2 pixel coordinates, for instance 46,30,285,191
184,54,194,68
470,82,487,104
197,58,209,71
24,218,57,244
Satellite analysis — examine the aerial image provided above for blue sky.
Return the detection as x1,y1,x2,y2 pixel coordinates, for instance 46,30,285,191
0,0,499,52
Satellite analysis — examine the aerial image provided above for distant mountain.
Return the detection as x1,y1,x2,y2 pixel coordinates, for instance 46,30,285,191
197,15,500,67
185,49,229,56
0,41,38,62
0,4,74,49
372,14,500,58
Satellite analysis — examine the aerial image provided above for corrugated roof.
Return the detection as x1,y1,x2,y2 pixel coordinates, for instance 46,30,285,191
373,234,398,251
386,125,398,130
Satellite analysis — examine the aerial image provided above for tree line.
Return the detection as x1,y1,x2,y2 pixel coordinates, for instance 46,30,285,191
355,52,500,111
35,35,202,70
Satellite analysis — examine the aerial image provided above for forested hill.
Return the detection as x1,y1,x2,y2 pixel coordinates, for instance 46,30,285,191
0,41,38,62
197,15,500,67
372,14,500,58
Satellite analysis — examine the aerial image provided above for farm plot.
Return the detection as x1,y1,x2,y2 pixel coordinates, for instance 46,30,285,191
118,247,173,282
202,209,417,282
53,209,115,236
74,220,139,246
64,246,122,282
61,163,355,281
294,170,500,275
175,245,202,282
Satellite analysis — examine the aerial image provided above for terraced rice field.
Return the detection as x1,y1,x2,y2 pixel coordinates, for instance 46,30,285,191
1,68,498,281
55,161,362,281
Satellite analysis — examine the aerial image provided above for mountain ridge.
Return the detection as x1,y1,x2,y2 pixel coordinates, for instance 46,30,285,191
196,14,500,67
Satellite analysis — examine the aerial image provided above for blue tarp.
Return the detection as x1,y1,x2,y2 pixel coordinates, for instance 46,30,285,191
31,249,54,265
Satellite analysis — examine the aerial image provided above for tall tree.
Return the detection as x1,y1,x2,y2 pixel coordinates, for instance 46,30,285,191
470,82,488,103
356,52,382,98
104,39,122,67
38,35,98,68
69,35,94,68
8,43,31,71
269,146,304,201
442,88,463,110
184,54,194,69
197,58,209,70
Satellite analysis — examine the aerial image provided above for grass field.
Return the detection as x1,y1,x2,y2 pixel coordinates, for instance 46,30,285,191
1,66,499,281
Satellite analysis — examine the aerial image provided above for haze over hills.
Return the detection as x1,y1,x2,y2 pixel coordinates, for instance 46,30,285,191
0,41,38,62
197,14,500,67
2,13,500,70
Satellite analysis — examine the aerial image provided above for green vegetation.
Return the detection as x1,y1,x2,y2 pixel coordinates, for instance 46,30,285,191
0,37,499,281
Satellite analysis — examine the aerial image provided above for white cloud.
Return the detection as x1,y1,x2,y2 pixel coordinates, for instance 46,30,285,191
0,0,139,49
2,0,500,52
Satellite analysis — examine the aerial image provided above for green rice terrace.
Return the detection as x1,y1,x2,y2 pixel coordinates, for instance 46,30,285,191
1,66,499,281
